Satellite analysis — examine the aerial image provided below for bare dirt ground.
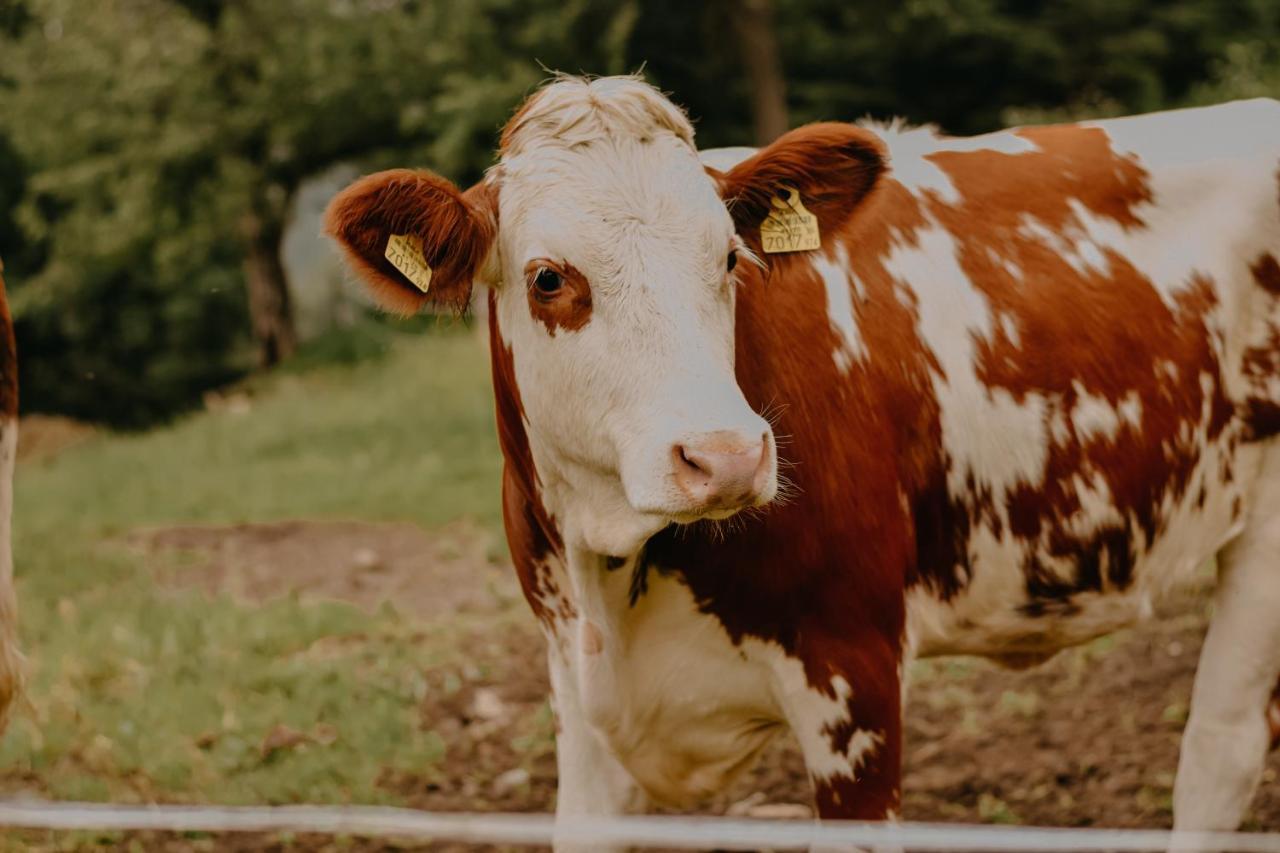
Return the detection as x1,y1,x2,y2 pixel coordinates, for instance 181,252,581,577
27,520,1280,851
129,519,516,619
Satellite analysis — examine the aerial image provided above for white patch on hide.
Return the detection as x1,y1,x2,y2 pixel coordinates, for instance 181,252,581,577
814,244,864,372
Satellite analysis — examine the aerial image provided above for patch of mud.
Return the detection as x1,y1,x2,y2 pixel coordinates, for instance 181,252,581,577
129,519,519,619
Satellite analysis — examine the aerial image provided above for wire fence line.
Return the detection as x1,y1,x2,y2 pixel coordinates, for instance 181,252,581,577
4,801,1280,851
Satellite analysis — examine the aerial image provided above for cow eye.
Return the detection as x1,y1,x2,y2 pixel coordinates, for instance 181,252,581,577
727,250,738,273
533,267,563,296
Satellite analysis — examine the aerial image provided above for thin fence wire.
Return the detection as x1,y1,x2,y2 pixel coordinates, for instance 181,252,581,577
3,801,1280,851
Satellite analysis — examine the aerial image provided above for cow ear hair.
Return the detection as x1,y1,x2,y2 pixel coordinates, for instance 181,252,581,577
717,123,886,254
324,169,498,315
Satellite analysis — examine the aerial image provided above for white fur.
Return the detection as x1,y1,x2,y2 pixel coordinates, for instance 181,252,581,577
1174,443,1280,831
871,120,1039,205
560,545,785,805
815,243,865,370
890,223,1053,517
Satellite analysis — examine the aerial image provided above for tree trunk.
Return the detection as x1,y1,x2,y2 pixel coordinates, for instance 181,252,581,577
241,213,298,368
730,0,789,145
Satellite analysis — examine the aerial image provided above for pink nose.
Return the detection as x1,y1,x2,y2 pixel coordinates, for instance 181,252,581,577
672,431,771,510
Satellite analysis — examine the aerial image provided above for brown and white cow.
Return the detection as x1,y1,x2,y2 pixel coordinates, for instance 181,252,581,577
0,259,22,732
326,76,1280,840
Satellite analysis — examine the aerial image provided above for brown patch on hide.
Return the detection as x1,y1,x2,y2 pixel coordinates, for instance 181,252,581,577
1242,253,1280,441
524,260,592,336
489,295,573,628
1253,252,1280,297
1270,679,1280,751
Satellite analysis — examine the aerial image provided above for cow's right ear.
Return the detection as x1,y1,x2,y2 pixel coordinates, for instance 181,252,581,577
324,169,497,315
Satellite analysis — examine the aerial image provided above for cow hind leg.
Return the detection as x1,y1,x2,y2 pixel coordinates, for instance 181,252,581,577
1173,445,1280,831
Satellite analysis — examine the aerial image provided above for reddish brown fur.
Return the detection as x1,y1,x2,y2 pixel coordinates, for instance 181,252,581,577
489,297,574,628
323,170,496,315
523,260,593,336
0,261,15,418
1271,679,1280,750
1244,253,1280,441
1254,252,1280,296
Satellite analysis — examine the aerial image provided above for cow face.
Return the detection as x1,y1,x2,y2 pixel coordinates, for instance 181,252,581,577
325,77,884,555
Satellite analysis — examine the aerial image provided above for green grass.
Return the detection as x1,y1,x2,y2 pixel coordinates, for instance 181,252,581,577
1,325,507,805
20,324,502,541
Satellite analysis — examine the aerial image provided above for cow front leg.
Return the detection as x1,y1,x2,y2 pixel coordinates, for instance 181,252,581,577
776,640,903,824
547,642,645,853
1173,447,1280,832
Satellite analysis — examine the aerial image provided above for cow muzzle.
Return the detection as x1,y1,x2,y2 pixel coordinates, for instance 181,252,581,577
671,430,775,514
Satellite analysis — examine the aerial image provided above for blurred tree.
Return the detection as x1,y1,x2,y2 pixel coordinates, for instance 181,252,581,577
0,136,28,280
635,0,1278,139
0,0,634,426
727,0,789,144
0,0,1274,427
0,0,34,277
0,0,31,37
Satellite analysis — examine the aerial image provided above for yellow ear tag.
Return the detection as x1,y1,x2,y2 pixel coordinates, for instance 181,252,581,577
384,234,433,293
759,187,821,254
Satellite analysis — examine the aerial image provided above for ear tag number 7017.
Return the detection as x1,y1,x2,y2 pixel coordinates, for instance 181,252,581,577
759,187,821,254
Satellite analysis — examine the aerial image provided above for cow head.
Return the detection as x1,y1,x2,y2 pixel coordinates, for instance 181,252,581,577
325,76,884,555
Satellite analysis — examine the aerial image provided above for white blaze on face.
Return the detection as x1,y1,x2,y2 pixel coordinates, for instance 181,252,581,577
493,79,777,555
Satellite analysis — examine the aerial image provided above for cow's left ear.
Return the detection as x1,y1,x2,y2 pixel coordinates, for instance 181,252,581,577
716,123,886,254
324,169,498,315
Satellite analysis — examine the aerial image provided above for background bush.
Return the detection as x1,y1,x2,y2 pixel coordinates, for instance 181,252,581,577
0,0,1275,428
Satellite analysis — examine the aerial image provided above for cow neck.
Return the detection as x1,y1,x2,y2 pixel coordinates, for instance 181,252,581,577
642,177,939,683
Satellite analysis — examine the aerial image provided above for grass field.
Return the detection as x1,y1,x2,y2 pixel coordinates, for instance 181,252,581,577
1,323,516,809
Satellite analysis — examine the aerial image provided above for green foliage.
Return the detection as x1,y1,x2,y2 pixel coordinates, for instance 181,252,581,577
0,0,633,427
1,0,1276,426
20,328,502,536
633,0,1279,140
1,1,255,426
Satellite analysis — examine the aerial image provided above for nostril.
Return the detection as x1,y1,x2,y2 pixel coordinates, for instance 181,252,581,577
675,444,710,477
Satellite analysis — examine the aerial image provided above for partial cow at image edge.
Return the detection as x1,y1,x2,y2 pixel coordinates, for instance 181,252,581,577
0,257,23,734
